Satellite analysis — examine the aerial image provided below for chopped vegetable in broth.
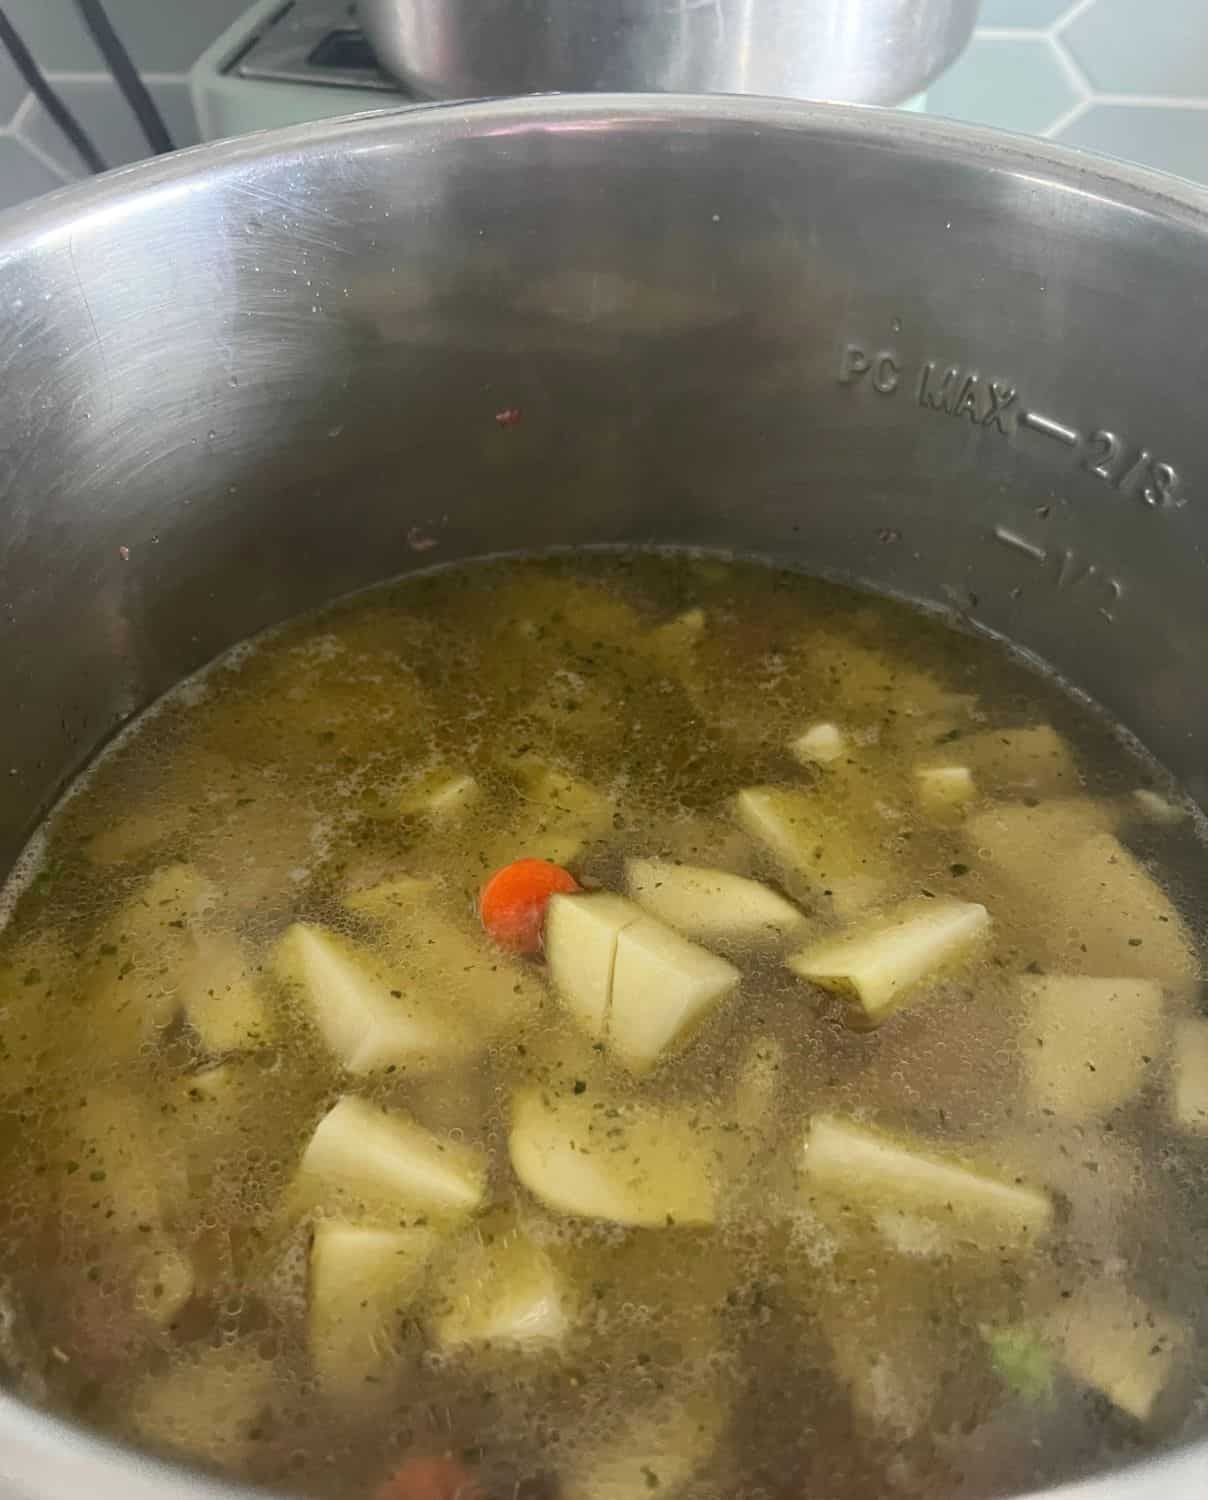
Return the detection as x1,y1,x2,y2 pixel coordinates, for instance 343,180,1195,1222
0,552,1205,1500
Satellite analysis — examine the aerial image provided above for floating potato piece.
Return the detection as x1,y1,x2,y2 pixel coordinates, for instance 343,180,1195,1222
735,786,885,918
509,1087,719,1228
430,1224,571,1351
56,1088,187,1238
309,1220,439,1396
179,933,273,1054
914,764,977,813
1172,1018,1208,1134
609,917,739,1075
343,874,437,922
802,1115,1052,1246
130,1343,272,1465
1020,975,1163,1122
544,892,642,1040
296,1096,486,1222
790,722,847,766
274,924,469,1074
1047,1283,1186,1422
1131,788,1188,826
787,898,989,1027
648,607,706,666
561,1389,724,1500
733,1037,787,1138
626,859,807,944
961,725,1079,796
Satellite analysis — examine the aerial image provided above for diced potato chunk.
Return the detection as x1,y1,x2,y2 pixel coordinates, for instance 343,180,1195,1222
1131,788,1188,826
735,786,885,917
309,1220,438,1396
966,799,1114,888
1051,832,1198,985
131,1237,195,1329
342,874,436,921
626,859,806,944
1047,1283,1185,1422
1021,975,1163,1121
130,1344,272,1464
509,1088,719,1227
790,722,847,766
963,724,1079,795
180,934,273,1054
787,898,989,1027
297,1096,486,1222
396,769,480,820
544,892,642,1039
508,761,616,865
274,924,464,1074
914,764,977,812
802,1115,1052,1246
430,1225,571,1351
648,608,706,664
561,1390,722,1500
609,917,739,1074
1172,1018,1208,1133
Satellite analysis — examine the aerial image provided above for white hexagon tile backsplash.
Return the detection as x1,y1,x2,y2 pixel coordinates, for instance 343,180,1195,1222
927,0,1208,182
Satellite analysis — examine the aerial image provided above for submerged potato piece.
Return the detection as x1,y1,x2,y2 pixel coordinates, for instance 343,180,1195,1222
966,799,1114,888
130,1344,272,1464
309,1220,438,1396
735,786,884,917
343,874,437,922
561,1390,723,1500
790,722,847,766
1131,788,1188,826
510,761,616,865
1047,1284,1186,1422
180,933,273,1054
802,1115,1052,1245
131,1236,196,1329
1172,1018,1208,1133
963,724,1079,795
1050,832,1198,985
431,1224,571,1351
396,768,480,820
1021,975,1163,1121
275,923,462,1074
297,1096,486,1221
787,898,989,1026
914,764,977,813
544,892,642,1039
509,1087,719,1227
625,859,806,944
609,916,740,1074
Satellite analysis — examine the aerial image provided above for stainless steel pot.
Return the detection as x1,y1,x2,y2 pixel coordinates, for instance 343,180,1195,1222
0,95,1206,1500
357,0,981,103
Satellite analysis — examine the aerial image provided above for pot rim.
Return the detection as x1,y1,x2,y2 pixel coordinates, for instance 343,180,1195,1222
0,92,1204,1500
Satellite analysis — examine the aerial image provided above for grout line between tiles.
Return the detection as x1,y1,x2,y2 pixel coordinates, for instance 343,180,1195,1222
1043,95,1093,138
11,127,78,184
1052,0,1100,36
1048,35,1092,101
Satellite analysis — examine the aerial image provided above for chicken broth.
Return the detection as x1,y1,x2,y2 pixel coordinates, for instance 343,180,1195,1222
0,552,1205,1499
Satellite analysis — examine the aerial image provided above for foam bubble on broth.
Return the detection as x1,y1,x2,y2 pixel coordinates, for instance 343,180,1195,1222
0,552,1204,1500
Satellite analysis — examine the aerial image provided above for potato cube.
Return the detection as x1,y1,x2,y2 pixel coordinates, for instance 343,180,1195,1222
790,722,847,766
297,1096,486,1222
787,898,989,1026
430,1225,570,1351
802,1115,1052,1246
309,1220,438,1396
544,892,642,1039
609,917,739,1074
1021,975,1163,1121
626,859,806,944
735,786,885,917
1047,1283,1185,1422
914,764,977,813
1172,1018,1208,1134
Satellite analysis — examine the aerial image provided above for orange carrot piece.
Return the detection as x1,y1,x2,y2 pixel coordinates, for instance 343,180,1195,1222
375,1456,483,1500
479,858,580,954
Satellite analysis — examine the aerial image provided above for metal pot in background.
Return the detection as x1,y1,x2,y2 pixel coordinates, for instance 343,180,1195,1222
357,0,981,104
0,95,1207,1500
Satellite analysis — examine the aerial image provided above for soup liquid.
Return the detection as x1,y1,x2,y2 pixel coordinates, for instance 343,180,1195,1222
0,553,1204,1499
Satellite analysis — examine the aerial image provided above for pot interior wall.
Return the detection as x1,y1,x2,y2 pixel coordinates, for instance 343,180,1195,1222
1,98,1206,880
